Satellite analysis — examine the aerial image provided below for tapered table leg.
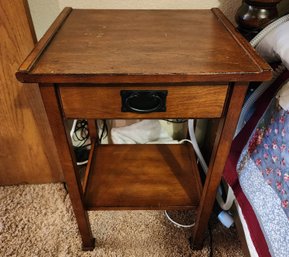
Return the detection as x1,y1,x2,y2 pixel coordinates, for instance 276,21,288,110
191,83,248,249
39,84,95,250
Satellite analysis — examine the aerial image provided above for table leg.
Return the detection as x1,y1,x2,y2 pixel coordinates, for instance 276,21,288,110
39,84,95,250
87,119,98,141
191,82,248,249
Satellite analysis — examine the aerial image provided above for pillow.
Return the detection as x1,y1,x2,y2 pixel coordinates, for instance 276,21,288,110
256,21,289,69
276,80,289,111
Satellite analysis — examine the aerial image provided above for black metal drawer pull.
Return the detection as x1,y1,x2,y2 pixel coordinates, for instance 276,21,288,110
121,90,167,113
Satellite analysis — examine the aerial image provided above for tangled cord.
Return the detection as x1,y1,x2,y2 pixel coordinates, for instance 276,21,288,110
72,120,90,148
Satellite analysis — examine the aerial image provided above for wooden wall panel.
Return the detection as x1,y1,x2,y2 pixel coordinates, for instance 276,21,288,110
0,0,63,185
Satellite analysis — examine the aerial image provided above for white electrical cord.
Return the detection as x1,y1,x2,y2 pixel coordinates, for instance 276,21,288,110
250,14,289,47
235,64,286,136
164,211,195,228
181,120,235,211
181,66,286,211
166,17,289,227
70,119,77,139
235,16,289,135
76,160,88,166
70,119,90,166
165,120,233,228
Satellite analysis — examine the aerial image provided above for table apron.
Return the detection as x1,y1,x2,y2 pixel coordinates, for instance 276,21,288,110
58,84,229,119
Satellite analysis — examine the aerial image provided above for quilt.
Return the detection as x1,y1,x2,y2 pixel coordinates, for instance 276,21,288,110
223,69,289,257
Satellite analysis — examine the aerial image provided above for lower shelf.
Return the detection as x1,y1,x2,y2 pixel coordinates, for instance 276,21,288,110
84,144,202,210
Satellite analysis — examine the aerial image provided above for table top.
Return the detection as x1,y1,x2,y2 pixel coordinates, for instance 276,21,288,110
17,8,271,84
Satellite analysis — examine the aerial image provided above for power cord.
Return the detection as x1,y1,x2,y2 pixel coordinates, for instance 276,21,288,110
164,210,195,228
184,121,235,211
72,120,89,147
164,121,233,230
98,120,108,143
71,119,91,166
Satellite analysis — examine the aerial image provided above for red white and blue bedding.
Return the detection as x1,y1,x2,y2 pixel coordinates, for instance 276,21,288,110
223,69,289,257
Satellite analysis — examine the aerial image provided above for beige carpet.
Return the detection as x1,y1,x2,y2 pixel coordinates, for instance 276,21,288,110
0,184,244,257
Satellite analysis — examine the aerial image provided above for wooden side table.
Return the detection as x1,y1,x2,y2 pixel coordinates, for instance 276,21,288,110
16,8,271,250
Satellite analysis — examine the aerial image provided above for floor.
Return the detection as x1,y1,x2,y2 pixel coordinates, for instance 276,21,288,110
0,183,244,257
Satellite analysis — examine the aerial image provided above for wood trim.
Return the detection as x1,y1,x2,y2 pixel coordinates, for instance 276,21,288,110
15,70,273,84
16,7,72,81
16,8,272,84
211,8,272,79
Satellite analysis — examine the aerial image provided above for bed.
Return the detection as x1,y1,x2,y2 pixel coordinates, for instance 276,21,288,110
223,1,289,256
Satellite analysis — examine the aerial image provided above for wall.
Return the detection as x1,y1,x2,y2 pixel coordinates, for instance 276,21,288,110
28,0,242,39
28,0,60,39
58,0,241,19
28,0,289,39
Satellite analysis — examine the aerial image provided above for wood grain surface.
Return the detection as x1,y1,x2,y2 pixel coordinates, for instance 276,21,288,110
14,7,273,251
0,0,62,185
191,83,249,248
16,9,272,84
39,84,95,250
59,84,228,119
84,144,202,210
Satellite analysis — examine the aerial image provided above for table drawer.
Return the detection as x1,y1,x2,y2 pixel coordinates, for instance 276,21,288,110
59,84,228,119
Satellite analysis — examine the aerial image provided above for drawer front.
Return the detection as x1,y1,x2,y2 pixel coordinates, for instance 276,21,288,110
59,85,228,119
